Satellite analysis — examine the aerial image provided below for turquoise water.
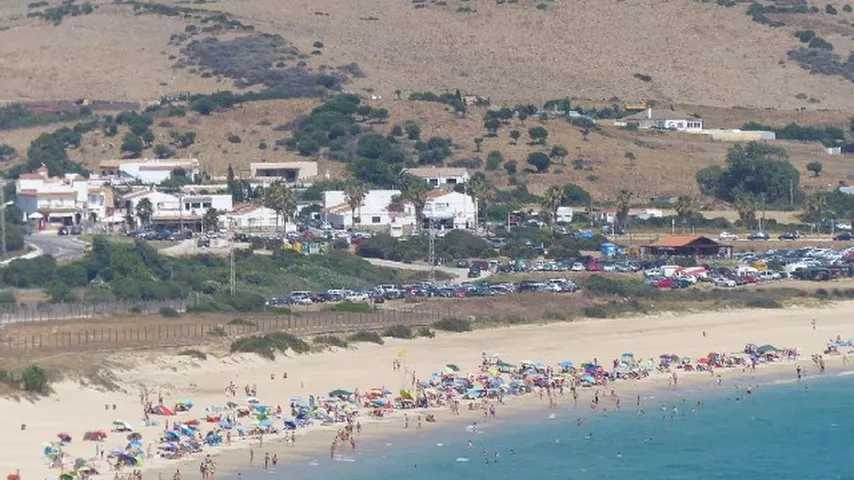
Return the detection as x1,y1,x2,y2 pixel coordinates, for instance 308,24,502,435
255,374,854,480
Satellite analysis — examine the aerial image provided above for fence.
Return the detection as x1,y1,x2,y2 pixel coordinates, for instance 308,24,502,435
0,300,187,325
0,308,445,355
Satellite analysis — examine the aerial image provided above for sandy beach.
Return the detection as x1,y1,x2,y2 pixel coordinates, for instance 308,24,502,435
3,300,854,479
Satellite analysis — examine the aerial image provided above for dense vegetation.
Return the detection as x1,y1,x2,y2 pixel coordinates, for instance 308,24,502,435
742,121,846,147
696,143,801,207
0,237,427,304
357,230,495,262
0,104,93,131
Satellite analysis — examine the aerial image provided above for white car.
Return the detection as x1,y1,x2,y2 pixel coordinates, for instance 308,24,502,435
344,292,370,303
570,262,585,272
712,277,736,288
719,231,739,241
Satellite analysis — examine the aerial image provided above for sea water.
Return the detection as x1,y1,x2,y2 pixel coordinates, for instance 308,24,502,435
253,374,854,480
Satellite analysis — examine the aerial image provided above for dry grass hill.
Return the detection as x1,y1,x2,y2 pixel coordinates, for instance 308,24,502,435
0,0,852,201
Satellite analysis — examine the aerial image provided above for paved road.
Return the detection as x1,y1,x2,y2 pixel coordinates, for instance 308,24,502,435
26,233,88,261
363,257,490,283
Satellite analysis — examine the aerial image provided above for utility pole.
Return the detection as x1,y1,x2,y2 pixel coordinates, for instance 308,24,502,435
229,219,236,296
0,183,6,259
428,219,435,283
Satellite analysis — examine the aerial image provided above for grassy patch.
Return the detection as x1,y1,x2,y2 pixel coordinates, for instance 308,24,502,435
382,324,414,339
159,306,181,318
433,317,472,332
416,327,435,338
313,335,349,348
228,318,257,327
347,330,384,345
178,349,208,361
327,302,374,313
230,332,310,360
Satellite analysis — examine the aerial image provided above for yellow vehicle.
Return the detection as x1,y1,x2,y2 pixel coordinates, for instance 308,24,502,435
623,101,649,111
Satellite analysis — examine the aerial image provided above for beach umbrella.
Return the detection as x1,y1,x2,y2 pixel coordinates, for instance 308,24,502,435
445,364,460,372
558,360,574,369
57,433,72,443
757,345,777,354
246,397,260,404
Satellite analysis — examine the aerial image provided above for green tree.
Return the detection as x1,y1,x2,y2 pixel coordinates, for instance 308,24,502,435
121,132,144,157
674,195,697,223
696,143,799,204
527,152,551,173
806,161,823,177
203,208,220,232
801,192,827,223
562,183,591,205
541,185,565,227
344,181,368,226
0,144,16,162
734,193,758,229
467,172,490,227
153,144,175,158
509,129,521,145
135,198,153,225
549,144,568,165
404,121,421,141
21,365,49,393
615,190,633,229
485,150,503,170
263,181,297,232
399,175,428,232
528,126,549,145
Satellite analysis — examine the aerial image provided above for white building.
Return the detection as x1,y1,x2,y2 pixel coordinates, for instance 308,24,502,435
15,165,115,228
99,158,200,185
614,108,703,132
404,167,470,188
423,190,478,230
555,206,574,224
250,161,318,185
323,189,415,232
227,203,296,232
122,189,232,230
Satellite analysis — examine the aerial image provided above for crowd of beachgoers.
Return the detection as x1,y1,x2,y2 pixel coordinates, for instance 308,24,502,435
32,334,854,480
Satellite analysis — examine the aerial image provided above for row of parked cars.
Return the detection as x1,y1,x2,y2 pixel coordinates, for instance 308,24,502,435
719,231,853,242
267,278,579,307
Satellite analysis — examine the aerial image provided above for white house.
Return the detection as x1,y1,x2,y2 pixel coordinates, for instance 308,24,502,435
614,108,703,132
99,158,200,184
555,206,574,224
15,165,115,228
227,203,296,232
599,208,665,224
422,190,477,230
122,190,232,230
403,167,470,188
250,161,318,185
323,189,415,231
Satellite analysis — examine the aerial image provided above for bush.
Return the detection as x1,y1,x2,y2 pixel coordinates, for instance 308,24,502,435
159,306,181,318
583,275,656,298
228,318,257,327
383,324,413,339
485,151,503,170
416,327,435,338
527,152,550,172
0,290,15,303
347,330,384,344
21,365,49,393
230,332,310,359
433,317,472,332
327,301,373,313
227,134,242,143
179,349,207,360
745,297,783,309
314,335,348,348
208,326,227,337
583,306,608,318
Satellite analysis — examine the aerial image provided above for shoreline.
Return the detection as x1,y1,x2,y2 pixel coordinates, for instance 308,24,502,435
150,356,854,480
3,301,854,480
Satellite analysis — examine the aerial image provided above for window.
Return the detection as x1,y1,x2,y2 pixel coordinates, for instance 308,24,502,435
354,216,361,224
203,202,211,208
372,216,381,224
447,178,457,184
429,179,439,186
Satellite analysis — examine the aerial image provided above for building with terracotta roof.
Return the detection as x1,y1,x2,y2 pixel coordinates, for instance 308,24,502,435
640,235,731,258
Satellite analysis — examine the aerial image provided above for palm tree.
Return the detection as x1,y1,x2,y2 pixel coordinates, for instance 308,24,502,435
467,172,490,228
344,181,368,227
541,185,565,228
399,174,428,232
615,190,633,230
263,180,297,233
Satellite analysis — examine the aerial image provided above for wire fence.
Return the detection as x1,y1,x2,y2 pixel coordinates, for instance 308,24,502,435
0,308,446,355
0,300,187,325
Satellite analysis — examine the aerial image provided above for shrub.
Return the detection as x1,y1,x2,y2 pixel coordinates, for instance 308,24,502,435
746,297,783,309
527,152,550,172
0,290,15,303
328,301,373,313
347,330,384,344
583,306,609,318
227,134,242,143
503,160,518,175
815,288,829,298
230,332,310,359
433,317,472,332
543,310,569,321
228,318,257,327
21,365,49,393
583,275,656,298
633,73,652,82
314,335,348,348
208,326,227,337
179,349,207,360
416,327,435,338
383,324,413,339
159,306,181,318
485,151,503,170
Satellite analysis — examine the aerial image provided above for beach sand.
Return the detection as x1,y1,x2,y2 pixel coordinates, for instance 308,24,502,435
2,301,853,479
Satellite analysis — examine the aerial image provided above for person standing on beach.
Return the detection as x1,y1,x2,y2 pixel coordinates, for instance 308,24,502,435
264,452,270,470
249,449,254,464
404,413,409,429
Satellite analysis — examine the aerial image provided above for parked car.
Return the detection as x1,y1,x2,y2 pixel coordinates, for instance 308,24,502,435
778,231,800,241
833,232,852,241
58,226,69,236
747,231,770,241
719,231,739,241
570,262,586,272
712,277,737,288
467,267,481,278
